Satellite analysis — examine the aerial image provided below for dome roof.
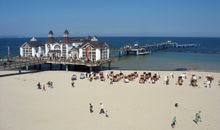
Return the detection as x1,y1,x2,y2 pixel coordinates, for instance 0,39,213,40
30,37,37,42
48,30,53,35
64,29,69,35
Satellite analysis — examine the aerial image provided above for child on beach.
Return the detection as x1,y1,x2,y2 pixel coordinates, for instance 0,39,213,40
175,103,178,107
171,116,176,128
99,103,105,114
164,76,169,85
47,81,51,88
110,78,113,84
193,111,202,124
105,110,109,117
50,81,53,88
170,72,174,79
89,103,93,113
37,82,41,89
71,81,75,87
90,77,93,82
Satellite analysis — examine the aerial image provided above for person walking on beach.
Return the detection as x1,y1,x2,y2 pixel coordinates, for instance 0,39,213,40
89,103,93,113
47,81,51,88
51,81,53,88
99,103,105,114
71,81,75,87
43,84,46,91
170,72,174,79
171,116,176,128
105,110,109,117
193,111,202,124
37,82,41,89
175,103,178,108
110,78,113,84
164,76,169,85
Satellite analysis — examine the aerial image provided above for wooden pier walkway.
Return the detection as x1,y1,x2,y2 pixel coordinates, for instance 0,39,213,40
0,57,111,71
110,41,198,56
143,41,197,49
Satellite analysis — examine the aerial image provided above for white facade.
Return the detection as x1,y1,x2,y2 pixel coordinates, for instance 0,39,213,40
31,48,36,57
20,47,23,56
79,48,83,58
20,31,110,61
96,49,101,61
20,37,44,58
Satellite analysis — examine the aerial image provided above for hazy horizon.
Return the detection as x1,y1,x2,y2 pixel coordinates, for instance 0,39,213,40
0,35,220,38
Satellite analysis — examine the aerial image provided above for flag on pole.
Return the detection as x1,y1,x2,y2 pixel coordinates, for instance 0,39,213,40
8,46,10,57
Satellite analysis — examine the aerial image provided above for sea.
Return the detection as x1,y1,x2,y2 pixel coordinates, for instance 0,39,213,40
0,37,220,72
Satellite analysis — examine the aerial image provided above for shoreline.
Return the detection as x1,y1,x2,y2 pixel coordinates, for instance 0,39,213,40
1,69,220,77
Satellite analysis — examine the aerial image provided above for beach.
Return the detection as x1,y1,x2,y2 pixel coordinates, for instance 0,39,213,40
0,70,220,130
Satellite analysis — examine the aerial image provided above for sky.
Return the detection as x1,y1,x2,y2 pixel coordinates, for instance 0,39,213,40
0,0,220,37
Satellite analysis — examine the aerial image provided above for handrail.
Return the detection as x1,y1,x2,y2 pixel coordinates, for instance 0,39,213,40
0,57,112,70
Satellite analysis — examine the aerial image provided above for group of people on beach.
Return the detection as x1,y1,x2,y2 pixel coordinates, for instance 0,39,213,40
37,81,53,91
164,72,187,86
70,71,216,88
163,72,215,88
108,71,161,84
139,72,160,84
109,71,140,83
89,103,109,118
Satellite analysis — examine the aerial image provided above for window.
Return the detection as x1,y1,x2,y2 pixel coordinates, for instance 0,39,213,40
82,44,96,60
101,47,108,60
62,44,66,57
23,44,32,57
54,45,60,50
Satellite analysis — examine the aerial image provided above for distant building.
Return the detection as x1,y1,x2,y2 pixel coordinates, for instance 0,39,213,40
20,37,44,57
20,30,110,61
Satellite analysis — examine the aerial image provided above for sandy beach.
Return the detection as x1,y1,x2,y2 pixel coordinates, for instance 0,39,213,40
0,70,220,130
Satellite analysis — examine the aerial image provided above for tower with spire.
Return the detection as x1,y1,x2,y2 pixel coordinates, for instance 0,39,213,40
63,29,70,43
64,29,69,37
48,30,54,38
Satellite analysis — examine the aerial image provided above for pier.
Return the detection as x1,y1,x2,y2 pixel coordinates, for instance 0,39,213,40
0,57,111,71
110,41,198,57
0,41,197,71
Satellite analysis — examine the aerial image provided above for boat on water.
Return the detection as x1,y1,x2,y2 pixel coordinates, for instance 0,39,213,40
137,49,151,55
125,44,151,55
128,48,150,55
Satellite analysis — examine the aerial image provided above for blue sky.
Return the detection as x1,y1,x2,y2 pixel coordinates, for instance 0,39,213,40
0,0,220,37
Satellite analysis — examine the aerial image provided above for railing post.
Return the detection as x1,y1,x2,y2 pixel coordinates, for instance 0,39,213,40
100,64,103,71
49,63,52,70
89,66,92,72
60,64,63,70
39,64,41,70
65,64,69,71
26,65,29,71
108,62,111,70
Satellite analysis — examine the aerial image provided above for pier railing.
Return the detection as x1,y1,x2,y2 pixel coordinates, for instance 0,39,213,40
0,56,112,70
110,41,198,56
44,57,111,66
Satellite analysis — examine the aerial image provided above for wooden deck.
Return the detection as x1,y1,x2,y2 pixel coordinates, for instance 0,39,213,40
0,57,111,71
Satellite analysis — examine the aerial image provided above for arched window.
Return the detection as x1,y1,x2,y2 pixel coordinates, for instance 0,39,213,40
82,44,96,60
62,44,66,57
54,45,60,50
